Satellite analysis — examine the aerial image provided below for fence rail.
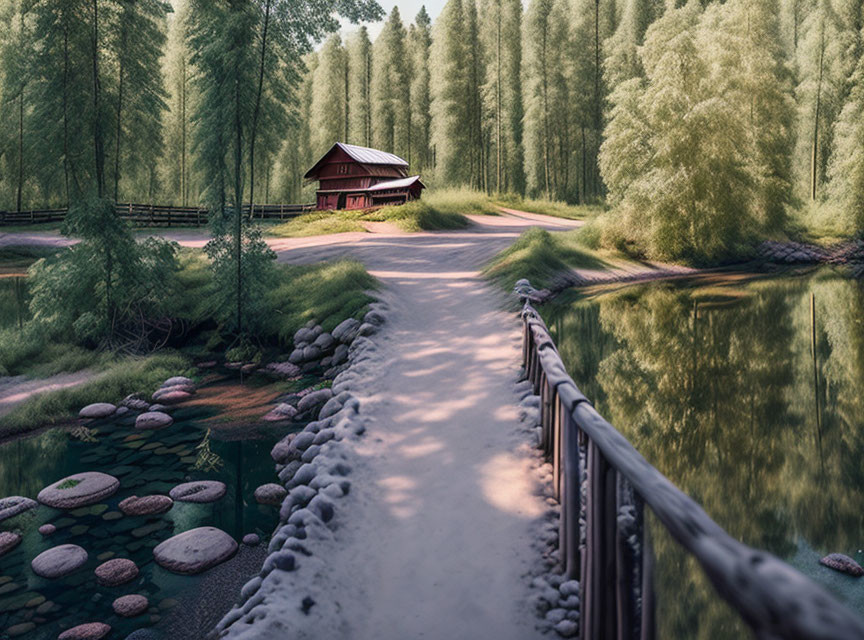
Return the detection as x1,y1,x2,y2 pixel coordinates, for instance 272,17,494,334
0,203,314,227
518,281,864,640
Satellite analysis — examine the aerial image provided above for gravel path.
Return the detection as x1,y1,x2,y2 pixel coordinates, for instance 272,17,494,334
0,370,95,419
2,211,673,638
229,213,583,640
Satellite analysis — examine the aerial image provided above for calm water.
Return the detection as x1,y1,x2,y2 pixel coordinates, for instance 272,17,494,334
542,270,864,638
0,404,289,638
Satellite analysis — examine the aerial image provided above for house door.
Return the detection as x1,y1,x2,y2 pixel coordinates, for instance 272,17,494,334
337,193,347,210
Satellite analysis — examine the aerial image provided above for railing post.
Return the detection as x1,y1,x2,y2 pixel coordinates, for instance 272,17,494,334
561,408,581,580
582,441,618,640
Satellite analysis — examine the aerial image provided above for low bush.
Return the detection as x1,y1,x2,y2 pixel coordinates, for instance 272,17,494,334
1,352,191,436
483,227,607,290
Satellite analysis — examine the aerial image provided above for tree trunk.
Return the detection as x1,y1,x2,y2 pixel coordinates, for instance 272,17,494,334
114,55,125,202
62,24,71,205
248,0,272,219
16,90,24,213
91,0,104,198
181,54,187,206
541,21,551,200
497,2,503,193
811,29,825,201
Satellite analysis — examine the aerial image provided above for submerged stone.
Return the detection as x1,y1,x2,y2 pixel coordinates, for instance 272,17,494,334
37,472,120,509
95,558,139,586
0,496,38,522
31,544,88,579
0,531,22,557
135,411,174,430
820,553,864,577
113,594,149,617
153,526,237,575
58,622,111,640
169,480,226,503
119,495,173,516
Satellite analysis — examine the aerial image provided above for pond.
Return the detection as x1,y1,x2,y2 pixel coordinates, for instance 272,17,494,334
0,399,292,639
541,269,864,638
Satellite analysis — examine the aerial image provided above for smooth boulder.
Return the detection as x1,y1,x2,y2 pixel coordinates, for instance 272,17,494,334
254,483,287,506
153,526,238,575
95,558,139,586
37,472,120,509
162,376,193,388
119,495,173,516
58,622,111,640
78,403,116,419
0,531,22,557
262,403,297,423
113,594,149,617
169,480,226,503
0,496,37,522
820,553,864,577
297,389,333,413
135,411,174,430
31,544,88,579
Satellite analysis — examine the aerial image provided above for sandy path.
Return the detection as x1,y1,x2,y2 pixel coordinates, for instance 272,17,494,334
0,370,95,419
237,214,580,640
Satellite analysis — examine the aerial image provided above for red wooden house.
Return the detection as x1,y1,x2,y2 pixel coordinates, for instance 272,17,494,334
304,142,426,211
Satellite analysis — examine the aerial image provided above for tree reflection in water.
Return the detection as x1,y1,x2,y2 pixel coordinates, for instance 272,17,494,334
543,272,864,638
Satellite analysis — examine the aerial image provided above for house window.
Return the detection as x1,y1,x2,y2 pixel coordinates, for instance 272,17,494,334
338,164,349,175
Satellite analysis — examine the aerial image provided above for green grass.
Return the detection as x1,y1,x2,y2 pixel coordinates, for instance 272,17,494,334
56,478,82,489
267,187,501,237
483,227,608,291
266,260,378,342
495,194,603,221
1,352,192,436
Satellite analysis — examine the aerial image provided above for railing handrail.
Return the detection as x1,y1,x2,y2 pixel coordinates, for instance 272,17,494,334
0,202,315,226
518,281,864,640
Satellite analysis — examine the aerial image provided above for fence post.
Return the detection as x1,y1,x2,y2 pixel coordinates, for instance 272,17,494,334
582,441,618,640
561,409,581,580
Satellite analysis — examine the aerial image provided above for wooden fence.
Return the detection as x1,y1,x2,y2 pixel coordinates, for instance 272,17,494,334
519,285,864,640
0,203,314,227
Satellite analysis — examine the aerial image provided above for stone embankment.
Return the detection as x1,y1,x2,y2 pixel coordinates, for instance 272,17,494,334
213,304,388,638
758,239,864,277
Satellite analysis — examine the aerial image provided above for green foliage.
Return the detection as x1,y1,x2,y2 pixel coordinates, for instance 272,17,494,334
0,352,191,436
496,193,601,220
483,227,607,290
28,198,180,344
371,8,411,158
408,9,433,171
264,260,377,342
310,34,349,156
347,27,373,147
599,0,795,264
479,0,525,194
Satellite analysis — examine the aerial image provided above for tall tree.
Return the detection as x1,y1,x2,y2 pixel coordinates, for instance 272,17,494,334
187,0,381,339
310,34,348,156
604,0,657,88
465,0,486,189
371,7,410,159
109,0,170,202
0,0,32,212
430,0,478,185
347,27,373,146
523,0,571,199
409,8,433,172
795,0,844,201
828,19,864,234
479,0,524,194
161,0,194,205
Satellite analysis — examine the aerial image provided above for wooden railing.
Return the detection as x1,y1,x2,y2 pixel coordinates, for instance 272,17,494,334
519,283,864,640
0,203,314,227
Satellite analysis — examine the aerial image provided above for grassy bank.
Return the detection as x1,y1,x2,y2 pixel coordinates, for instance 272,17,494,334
495,194,602,221
483,227,608,291
1,353,191,436
268,188,498,237
0,245,378,434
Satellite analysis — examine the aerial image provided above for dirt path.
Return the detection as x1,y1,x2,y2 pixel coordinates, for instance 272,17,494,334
0,370,95,419
2,211,670,638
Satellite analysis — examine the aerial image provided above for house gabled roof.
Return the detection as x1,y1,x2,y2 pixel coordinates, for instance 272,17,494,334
304,142,409,179
366,176,425,192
